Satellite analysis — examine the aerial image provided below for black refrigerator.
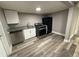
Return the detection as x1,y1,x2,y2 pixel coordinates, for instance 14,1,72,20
42,17,52,34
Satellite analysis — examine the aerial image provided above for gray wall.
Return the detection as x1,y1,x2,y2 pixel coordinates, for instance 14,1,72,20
50,10,68,35
8,10,68,35
11,13,42,27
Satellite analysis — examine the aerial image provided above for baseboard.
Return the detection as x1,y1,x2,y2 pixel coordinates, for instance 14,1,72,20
8,45,12,56
52,31,65,36
64,39,70,42
64,35,74,43
69,34,74,39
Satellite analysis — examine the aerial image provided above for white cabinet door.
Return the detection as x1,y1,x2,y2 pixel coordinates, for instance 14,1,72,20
23,28,36,40
4,10,19,24
0,38,7,57
23,29,31,40
30,28,36,37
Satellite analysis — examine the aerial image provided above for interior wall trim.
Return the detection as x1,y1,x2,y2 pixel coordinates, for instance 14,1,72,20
64,39,70,42
52,31,65,36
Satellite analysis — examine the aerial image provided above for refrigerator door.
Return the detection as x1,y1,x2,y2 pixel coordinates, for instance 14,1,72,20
42,17,52,34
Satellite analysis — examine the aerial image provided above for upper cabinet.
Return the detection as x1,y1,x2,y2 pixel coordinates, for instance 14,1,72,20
4,10,19,24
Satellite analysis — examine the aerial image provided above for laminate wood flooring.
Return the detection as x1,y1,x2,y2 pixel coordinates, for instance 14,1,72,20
9,33,76,57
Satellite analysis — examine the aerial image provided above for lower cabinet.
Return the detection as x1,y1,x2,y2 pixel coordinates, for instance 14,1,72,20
30,28,36,38
23,28,36,40
23,29,31,40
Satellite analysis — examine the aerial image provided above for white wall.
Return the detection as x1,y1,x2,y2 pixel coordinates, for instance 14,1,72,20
64,6,79,42
50,10,68,35
69,7,79,37
13,13,42,27
75,4,79,36
64,7,74,42
0,8,12,56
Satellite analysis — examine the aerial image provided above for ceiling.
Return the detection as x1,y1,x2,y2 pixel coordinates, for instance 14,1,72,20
0,1,75,14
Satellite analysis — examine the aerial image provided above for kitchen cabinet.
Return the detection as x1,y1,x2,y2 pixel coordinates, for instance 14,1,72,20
4,10,19,24
30,28,36,37
23,28,36,40
23,29,31,40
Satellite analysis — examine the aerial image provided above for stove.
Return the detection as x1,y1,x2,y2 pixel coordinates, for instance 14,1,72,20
35,23,47,36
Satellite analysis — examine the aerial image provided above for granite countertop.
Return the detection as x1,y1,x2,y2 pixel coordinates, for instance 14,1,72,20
9,26,35,33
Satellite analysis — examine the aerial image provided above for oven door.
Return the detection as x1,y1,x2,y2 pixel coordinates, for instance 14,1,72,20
39,28,46,36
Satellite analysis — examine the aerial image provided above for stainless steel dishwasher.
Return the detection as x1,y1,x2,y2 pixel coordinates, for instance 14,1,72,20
10,30,25,45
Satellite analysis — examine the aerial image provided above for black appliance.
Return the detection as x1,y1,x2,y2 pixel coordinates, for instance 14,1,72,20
42,17,52,34
35,23,47,36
